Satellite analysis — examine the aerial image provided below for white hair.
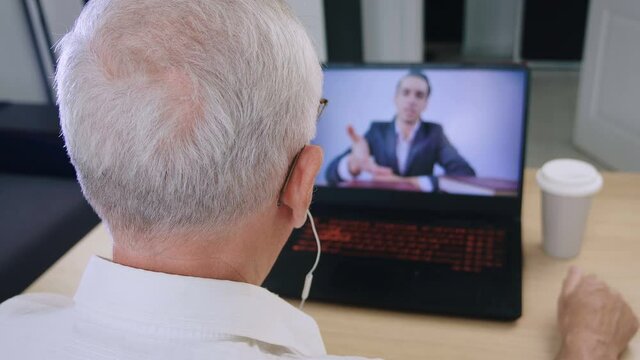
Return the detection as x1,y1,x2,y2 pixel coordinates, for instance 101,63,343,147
55,0,322,238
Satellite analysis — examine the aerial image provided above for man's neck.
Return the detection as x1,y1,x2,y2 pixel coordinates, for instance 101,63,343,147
113,239,253,283
396,117,420,141
111,206,293,285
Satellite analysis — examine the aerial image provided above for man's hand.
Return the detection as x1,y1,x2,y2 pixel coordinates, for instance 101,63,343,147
557,266,639,360
346,125,373,176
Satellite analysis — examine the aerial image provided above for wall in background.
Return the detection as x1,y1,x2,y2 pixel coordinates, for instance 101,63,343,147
463,0,522,60
361,0,424,63
521,0,588,61
324,0,363,63
39,0,84,45
0,0,83,105
286,0,327,63
0,1,48,104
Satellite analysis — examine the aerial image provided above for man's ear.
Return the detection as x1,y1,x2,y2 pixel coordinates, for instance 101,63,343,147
280,145,323,228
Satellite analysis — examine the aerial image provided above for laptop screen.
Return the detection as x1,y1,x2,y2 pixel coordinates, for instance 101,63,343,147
314,66,528,199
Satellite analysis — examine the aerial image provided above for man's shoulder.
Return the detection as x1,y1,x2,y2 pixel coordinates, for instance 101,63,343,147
369,121,392,127
0,293,74,358
0,292,73,320
418,121,445,139
367,120,443,131
367,121,394,134
420,120,443,131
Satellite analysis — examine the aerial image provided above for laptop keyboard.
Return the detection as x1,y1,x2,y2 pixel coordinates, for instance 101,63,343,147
291,217,506,273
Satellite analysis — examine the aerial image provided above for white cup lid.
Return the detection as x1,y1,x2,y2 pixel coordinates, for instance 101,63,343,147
536,159,603,197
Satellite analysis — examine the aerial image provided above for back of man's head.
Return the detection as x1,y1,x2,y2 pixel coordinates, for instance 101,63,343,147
56,0,322,242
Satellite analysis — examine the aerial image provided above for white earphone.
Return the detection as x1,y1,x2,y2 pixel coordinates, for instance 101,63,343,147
299,209,321,310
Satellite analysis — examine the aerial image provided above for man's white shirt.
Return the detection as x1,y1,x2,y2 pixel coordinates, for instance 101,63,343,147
0,256,375,359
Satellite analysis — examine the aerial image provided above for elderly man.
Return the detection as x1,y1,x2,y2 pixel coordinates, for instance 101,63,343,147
0,0,637,359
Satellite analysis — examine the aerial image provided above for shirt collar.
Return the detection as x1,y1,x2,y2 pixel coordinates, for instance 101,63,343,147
74,256,326,357
394,118,421,143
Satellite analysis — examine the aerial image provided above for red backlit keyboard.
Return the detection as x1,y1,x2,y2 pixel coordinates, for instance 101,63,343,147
292,218,506,273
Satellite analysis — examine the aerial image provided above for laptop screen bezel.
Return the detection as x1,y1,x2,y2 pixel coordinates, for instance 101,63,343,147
312,63,530,218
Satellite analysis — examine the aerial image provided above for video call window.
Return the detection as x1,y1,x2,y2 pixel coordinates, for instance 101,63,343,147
314,67,527,197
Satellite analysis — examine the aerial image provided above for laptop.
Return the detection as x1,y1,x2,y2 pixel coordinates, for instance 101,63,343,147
263,64,528,321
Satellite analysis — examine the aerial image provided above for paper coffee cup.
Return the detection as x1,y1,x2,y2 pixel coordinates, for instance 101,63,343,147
536,159,603,259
